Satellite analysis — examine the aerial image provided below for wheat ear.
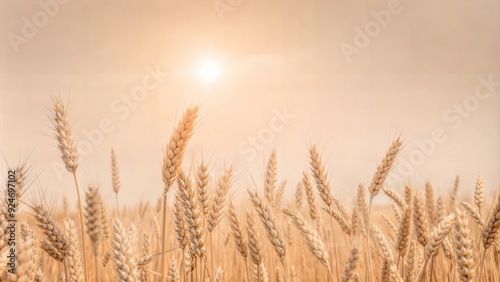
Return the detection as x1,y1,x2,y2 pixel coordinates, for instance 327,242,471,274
426,213,456,258
396,185,413,258
474,175,484,216
382,186,405,208
33,204,69,257
460,201,484,226
454,208,475,281
207,164,234,232
294,181,304,211
51,96,79,173
303,171,318,221
215,266,223,282
309,146,333,208
112,220,139,282
368,137,402,198
372,225,402,281
248,189,286,262
414,194,429,247
168,258,180,282
341,246,360,282
246,211,263,266
228,203,248,259
425,180,436,227
139,233,151,282
283,205,329,268
483,194,500,249
436,195,445,224
85,185,102,281
100,196,110,241
264,150,277,206
323,207,351,235
417,213,455,281
177,170,206,258
173,191,189,250
65,219,84,282
111,149,121,216
196,162,211,217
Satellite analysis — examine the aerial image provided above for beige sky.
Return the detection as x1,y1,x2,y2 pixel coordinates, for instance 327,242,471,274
1,0,499,206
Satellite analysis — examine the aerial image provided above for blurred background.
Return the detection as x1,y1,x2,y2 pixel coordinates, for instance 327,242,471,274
1,0,498,207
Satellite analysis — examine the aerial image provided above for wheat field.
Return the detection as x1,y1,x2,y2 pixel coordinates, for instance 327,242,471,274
1,98,499,282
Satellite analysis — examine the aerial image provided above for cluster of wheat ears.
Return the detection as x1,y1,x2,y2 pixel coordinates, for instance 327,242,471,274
1,98,499,282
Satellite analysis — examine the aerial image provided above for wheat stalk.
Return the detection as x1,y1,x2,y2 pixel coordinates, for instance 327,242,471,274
50,96,87,281
160,105,199,281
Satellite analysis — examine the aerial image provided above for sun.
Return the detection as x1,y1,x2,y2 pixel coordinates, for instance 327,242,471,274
197,59,221,83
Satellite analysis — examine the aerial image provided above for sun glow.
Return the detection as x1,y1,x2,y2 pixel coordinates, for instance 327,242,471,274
198,59,221,83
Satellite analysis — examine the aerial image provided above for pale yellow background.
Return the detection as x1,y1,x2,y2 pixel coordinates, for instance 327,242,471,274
1,0,498,207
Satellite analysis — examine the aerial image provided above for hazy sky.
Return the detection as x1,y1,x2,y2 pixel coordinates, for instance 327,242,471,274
1,0,499,207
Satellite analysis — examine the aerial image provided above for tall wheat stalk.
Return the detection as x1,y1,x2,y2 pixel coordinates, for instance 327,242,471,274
50,96,87,282
160,106,198,281
366,136,402,281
